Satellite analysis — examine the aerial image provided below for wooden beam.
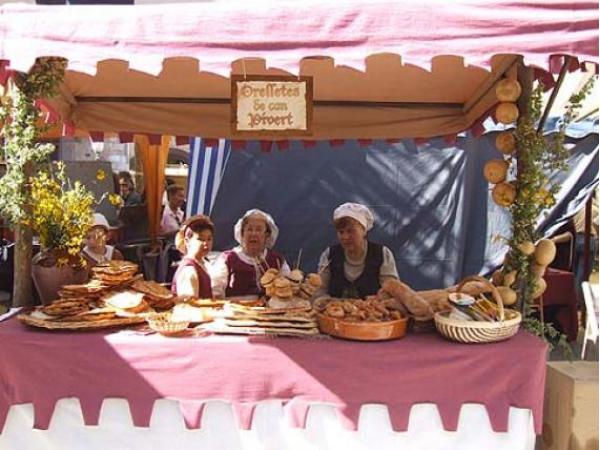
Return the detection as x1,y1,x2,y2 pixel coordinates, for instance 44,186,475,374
75,96,463,110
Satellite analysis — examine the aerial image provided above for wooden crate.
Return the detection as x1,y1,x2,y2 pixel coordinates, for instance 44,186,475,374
541,361,598,450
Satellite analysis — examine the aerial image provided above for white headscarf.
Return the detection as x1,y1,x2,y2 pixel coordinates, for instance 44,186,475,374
234,209,280,248
92,213,110,230
333,203,375,231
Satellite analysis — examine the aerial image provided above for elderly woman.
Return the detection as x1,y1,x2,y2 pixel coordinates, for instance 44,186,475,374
317,203,399,299
212,209,290,299
82,213,124,266
171,215,214,298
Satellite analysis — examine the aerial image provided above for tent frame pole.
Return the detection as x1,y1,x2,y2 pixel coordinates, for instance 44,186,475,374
537,56,571,133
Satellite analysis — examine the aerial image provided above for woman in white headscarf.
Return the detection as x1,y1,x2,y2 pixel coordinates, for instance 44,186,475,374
211,209,290,299
317,203,398,299
82,213,124,266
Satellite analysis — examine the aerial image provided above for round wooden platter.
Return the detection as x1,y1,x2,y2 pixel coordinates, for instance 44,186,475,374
18,312,146,331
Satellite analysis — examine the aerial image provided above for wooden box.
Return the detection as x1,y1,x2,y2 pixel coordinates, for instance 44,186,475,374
541,361,598,450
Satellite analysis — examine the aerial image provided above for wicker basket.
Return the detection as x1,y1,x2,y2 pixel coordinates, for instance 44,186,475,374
146,312,190,336
434,276,521,344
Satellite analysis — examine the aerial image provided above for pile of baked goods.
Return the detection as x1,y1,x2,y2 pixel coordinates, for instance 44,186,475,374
90,260,139,286
314,297,404,322
19,262,177,329
260,268,322,309
205,303,319,337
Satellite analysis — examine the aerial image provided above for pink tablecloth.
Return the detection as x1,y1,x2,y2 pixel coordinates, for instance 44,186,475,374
0,318,547,434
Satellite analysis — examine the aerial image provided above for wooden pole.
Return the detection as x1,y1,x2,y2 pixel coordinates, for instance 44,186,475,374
537,56,571,133
12,161,34,307
583,194,592,281
516,60,534,316
12,223,33,307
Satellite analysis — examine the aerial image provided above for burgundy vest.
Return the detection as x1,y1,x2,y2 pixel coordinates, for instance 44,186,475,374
223,249,284,297
171,257,213,298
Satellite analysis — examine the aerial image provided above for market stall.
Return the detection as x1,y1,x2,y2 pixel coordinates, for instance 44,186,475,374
0,1,598,449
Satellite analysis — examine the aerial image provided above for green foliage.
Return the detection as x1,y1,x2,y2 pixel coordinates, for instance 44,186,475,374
522,316,572,359
504,75,596,352
0,57,67,226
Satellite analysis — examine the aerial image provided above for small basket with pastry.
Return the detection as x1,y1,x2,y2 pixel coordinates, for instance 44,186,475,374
433,275,521,343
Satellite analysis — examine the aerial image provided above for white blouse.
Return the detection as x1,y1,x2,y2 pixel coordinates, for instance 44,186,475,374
315,241,399,297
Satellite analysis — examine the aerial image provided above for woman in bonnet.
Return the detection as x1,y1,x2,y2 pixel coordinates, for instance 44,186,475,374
317,202,399,299
211,209,290,299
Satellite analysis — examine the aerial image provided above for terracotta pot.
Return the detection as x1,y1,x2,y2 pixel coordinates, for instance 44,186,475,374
31,261,88,305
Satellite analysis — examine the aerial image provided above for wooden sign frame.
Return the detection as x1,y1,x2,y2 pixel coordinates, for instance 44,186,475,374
230,75,313,138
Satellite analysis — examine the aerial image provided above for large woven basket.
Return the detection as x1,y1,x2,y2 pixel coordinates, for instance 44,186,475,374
434,276,521,344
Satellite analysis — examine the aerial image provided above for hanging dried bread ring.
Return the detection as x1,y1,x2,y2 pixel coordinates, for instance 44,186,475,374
495,79,522,102
483,159,509,184
495,131,516,155
492,182,517,207
495,102,519,124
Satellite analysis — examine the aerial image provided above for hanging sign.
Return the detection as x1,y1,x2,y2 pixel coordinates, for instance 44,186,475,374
231,75,313,137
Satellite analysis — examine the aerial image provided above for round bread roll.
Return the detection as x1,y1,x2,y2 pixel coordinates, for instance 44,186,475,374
287,269,304,284
503,270,517,287
495,102,519,124
274,277,291,289
497,286,517,306
260,271,277,287
492,182,517,207
495,79,522,102
484,159,509,184
306,273,322,288
534,239,556,266
518,241,536,256
495,131,517,155
531,277,547,299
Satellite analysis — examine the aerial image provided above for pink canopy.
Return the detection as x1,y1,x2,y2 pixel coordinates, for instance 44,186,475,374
0,0,598,139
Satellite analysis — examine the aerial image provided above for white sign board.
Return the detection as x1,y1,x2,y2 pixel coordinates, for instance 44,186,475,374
231,75,313,137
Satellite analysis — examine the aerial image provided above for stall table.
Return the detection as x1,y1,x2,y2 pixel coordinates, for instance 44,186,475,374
0,317,547,450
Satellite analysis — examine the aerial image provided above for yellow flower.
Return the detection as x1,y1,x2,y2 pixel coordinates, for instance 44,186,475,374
96,169,106,181
108,193,124,207
57,257,69,267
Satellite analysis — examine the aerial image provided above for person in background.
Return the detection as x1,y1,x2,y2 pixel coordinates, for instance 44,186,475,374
163,178,175,206
171,215,214,298
211,209,290,299
316,202,399,299
160,184,186,238
83,213,124,266
118,171,142,206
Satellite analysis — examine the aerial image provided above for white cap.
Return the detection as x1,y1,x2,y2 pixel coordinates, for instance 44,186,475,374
92,213,110,230
234,209,279,248
333,203,374,231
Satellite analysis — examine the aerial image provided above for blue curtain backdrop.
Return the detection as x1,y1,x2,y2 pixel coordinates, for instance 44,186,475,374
200,130,598,290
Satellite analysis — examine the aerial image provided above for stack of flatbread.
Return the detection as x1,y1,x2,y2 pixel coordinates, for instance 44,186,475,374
91,261,139,286
205,303,320,337
131,280,175,311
